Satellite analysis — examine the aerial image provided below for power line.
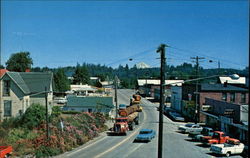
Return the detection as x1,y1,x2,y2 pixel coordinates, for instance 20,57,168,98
106,47,157,67
169,46,247,69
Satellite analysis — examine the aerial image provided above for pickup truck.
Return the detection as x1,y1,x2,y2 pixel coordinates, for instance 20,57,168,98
0,146,12,158
210,138,245,157
202,131,230,145
188,127,213,141
178,123,203,134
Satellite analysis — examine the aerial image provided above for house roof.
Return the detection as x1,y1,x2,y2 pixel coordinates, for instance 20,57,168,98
100,81,114,86
70,84,97,91
200,83,248,92
4,72,53,95
137,79,184,86
0,69,9,77
66,95,114,108
219,76,246,84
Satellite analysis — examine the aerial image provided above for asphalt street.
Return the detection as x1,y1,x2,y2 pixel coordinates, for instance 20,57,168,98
58,89,243,158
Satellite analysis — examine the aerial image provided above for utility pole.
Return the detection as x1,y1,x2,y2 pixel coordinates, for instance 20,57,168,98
157,44,168,158
218,60,221,75
114,76,118,120
191,56,205,124
45,87,49,140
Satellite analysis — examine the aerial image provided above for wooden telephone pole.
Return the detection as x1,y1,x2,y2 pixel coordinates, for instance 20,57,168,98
157,44,168,158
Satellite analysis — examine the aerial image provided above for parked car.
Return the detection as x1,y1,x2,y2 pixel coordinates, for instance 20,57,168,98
168,111,185,122
210,138,245,157
55,97,67,104
188,127,214,141
134,129,156,142
163,107,176,115
202,131,230,146
178,123,203,133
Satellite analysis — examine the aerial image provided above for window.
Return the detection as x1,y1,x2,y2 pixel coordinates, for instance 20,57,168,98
3,80,10,96
230,93,235,102
222,93,227,101
4,100,12,117
241,93,246,103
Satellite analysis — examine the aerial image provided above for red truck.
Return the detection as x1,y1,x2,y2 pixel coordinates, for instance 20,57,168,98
112,112,139,135
0,146,12,158
202,131,230,145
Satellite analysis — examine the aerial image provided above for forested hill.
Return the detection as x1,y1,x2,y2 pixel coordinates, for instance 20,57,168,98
31,63,248,89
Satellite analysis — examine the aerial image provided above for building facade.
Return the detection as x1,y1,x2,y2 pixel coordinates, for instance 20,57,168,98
0,72,53,121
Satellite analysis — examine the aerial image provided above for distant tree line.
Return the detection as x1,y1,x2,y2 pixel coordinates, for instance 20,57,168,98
1,51,249,90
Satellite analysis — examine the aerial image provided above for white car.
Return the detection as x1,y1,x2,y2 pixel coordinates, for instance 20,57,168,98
188,127,213,141
178,123,203,133
54,97,67,104
210,138,244,157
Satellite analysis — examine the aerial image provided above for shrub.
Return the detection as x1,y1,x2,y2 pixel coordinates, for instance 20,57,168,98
35,145,61,158
0,117,21,129
62,111,81,114
20,104,46,129
51,106,62,118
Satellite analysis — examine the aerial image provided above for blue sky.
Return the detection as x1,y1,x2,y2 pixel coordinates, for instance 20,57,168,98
1,0,249,69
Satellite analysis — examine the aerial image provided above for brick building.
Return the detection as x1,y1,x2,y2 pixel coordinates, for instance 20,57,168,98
182,83,248,122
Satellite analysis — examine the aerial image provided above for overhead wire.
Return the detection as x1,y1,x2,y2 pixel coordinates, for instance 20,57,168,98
169,46,247,69
105,47,157,67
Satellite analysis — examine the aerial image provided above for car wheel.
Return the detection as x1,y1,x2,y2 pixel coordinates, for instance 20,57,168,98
226,152,230,157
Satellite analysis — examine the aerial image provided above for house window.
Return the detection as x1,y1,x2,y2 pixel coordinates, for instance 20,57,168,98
3,80,10,96
241,93,246,103
4,100,12,117
222,93,227,101
230,93,235,102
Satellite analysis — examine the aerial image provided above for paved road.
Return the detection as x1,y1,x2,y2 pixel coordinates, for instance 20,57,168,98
59,89,243,158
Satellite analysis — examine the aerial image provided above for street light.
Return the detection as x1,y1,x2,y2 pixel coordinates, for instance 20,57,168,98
209,60,221,75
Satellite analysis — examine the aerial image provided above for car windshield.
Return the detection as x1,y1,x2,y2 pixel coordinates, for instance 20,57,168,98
140,131,151,134
185,124,194,127
116,119,127,122
119,104,126,108
173,113,181,117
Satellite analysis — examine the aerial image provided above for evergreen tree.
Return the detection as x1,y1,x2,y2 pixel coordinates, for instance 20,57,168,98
73,63,90,84
54,68,70,92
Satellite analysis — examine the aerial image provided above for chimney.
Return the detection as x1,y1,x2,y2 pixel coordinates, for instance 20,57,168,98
224,80,228,87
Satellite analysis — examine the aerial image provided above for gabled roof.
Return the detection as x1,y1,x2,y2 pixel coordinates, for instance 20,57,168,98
4,72,53,95
201,83,248,92
66,95,113,108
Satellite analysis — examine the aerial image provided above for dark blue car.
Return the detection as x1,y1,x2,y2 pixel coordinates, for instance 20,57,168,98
134,129,156,142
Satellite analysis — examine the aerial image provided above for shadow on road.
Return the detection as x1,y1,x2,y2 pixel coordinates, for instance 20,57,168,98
175,131,186,134
106,132,127,136
184,138,198,142
206,152,225,157
196,143,210,148
184,138,200,142
133,140,149,143
146,98,159,103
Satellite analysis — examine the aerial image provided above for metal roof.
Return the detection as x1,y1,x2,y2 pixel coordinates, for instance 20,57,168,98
137,79,183,86
219,76,246,84
201,83,248,92
5,72,53,95
66,95,114,108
